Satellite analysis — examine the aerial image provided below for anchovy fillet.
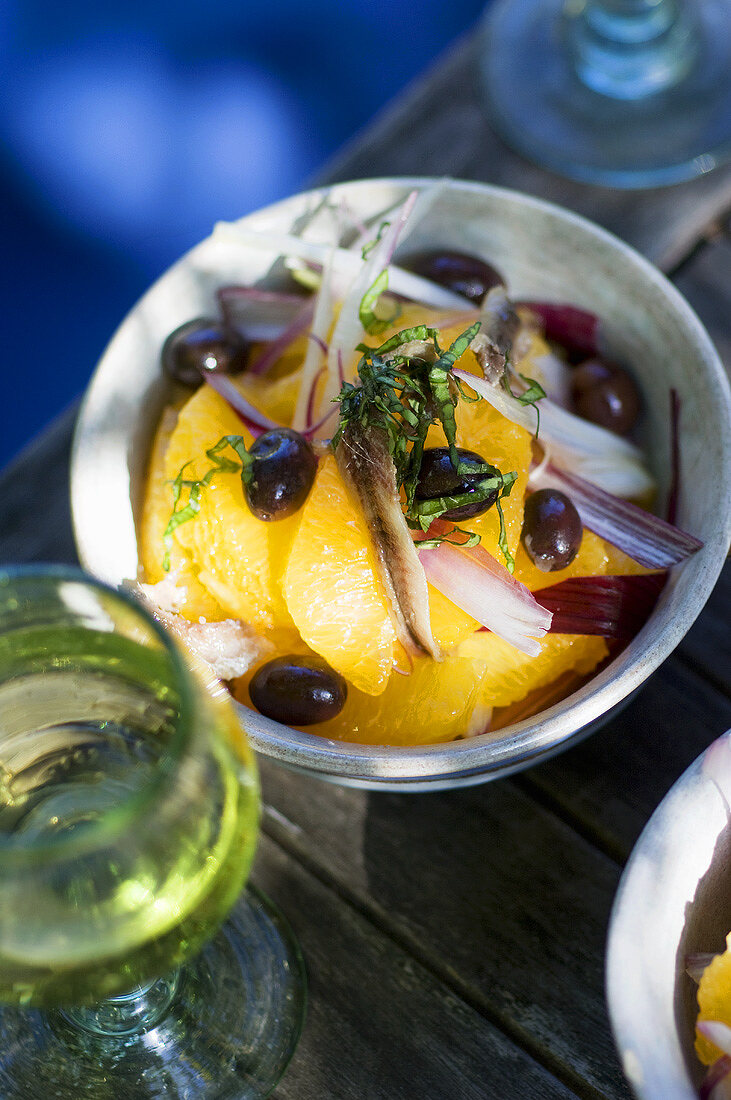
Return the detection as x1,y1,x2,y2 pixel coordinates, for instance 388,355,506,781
470,284,520,382
335,420,441,660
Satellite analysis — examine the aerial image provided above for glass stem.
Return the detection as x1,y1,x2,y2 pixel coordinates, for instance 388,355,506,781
61,970,181,1037
564,0,699,99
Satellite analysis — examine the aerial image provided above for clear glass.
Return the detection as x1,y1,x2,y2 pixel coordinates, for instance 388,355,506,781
0,566,305,1099
479,0,731,187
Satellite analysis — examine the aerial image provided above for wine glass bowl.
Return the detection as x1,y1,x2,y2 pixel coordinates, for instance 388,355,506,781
479,0,731,187
0,567,305,1099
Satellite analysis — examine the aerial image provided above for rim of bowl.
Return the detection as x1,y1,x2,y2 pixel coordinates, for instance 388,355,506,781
606,730,731,1099
71,176,731,787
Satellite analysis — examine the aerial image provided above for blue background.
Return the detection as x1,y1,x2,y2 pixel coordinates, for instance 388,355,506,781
3,0,486,469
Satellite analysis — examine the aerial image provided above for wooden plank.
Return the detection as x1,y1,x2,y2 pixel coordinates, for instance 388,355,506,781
674,235,731,376
669,238,731,688
316,33,731,271
0,404,78,566
258,762,631,1100
252,836,580,1100
677,563,730,699
518,659,731,863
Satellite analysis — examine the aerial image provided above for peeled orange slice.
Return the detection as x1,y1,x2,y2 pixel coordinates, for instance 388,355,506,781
160,385,295,631
285,632,495,746
473,632,608,710
139,405,224,622
283,454,396,695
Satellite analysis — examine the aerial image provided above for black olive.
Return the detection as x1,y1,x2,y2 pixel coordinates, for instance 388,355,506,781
245,429,317,521
249,655,347,725
400,251,503,304
162,319,249,387
414,447,501,521
521,489,583,572
572,358,641,436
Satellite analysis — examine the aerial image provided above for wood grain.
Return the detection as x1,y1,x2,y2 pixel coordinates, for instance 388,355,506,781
253,836,581,1100
259,762,631,1100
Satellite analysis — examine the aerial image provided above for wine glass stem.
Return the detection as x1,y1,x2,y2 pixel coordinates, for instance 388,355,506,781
61,969,181,1037
565,0,699,99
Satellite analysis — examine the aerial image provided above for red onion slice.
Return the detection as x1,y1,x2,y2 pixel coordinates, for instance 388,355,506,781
247,299,315,376
529,462,703,569
702,1054,731,1100
217,286,308,342
534,573,666,638
291,248,337,431
416,527,552,656
517,301,599,358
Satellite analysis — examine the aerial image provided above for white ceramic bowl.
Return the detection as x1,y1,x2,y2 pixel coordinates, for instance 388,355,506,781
607,729,731,1099
71,177,731,790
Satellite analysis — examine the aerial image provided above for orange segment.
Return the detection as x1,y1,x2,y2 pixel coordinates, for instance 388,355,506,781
235,371,300,424
138,405,224,622
162,385,295,631
603,542,655,576
696,936,731,1065
282,633,495,746
428,583,479,651
473,632,608,710
514,529,653,592
423,375,533,566
283,454,396,695
456,399,532,563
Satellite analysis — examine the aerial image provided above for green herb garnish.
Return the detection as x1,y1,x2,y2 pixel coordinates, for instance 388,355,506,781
361,220,389,260
162,435,251,571
501,367,546,437
334,322,518,568
358,269,401,335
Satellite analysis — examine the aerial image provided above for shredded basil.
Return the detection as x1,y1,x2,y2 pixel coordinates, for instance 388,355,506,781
501,367,546,437
361,220,390,261
334,319,519,569
162,435,250,571
358,269,401,335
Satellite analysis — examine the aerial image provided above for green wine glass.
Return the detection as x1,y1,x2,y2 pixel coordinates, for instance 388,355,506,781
0,566,305,1099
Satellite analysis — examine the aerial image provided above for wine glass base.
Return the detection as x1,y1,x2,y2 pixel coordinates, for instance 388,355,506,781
480,0,731,188
0,886,306,1099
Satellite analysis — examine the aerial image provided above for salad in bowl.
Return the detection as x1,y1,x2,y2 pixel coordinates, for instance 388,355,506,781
71,178,731,787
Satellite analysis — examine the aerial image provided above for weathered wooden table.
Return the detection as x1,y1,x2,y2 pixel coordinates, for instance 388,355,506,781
3,30,730,1100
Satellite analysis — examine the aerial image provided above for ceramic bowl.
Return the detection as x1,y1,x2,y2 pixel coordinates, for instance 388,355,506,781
607,729,731,1099
70,177,731,790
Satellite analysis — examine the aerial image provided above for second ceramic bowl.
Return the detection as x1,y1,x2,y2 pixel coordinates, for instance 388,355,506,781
607,730,731,1099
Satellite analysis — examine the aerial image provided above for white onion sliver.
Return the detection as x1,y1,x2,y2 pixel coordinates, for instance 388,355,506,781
453,366,655,498
291,248,336,431
325,191,419,418
699,1021,731,1059
530,462,703,569
213,221,470,309
418,541,551,656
